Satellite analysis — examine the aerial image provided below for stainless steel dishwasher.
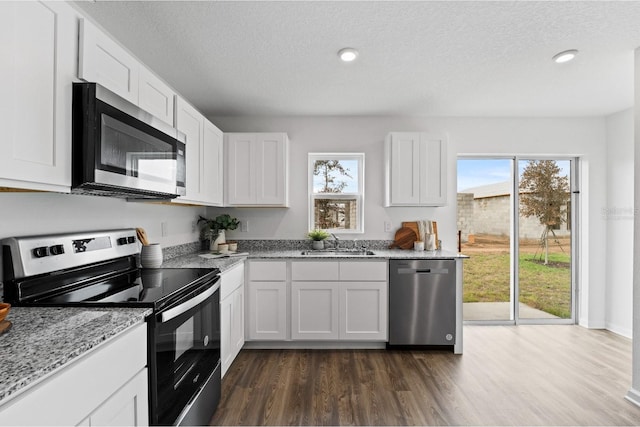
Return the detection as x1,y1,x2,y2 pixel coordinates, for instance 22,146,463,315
389,259,456,346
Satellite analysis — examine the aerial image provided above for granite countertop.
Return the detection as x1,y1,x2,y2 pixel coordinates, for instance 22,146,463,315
162,248,467,270
0,306,151,405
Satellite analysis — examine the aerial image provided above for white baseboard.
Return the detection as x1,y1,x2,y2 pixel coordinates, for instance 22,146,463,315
625,388,640,407
605,322,632,339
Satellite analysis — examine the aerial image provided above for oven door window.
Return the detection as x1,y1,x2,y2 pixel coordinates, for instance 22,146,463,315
154,285,220,425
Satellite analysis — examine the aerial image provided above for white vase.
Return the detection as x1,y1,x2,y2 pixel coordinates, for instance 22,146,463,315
312,240,324,250
210,229,226,251
140,243,163,268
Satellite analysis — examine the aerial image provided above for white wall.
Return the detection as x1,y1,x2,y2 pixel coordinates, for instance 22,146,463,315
210,114,608,328
0,192,204,247
605,108,634,338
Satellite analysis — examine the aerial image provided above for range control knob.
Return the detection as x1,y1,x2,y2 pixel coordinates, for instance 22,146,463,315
49,245,65,256
117,237,128,246
33,246,49,258
127,236,135,244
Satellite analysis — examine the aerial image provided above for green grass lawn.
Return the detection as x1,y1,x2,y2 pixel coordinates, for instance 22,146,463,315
463,252,572,318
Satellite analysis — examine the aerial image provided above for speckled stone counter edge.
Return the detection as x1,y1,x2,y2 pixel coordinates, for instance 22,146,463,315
0,307,151,405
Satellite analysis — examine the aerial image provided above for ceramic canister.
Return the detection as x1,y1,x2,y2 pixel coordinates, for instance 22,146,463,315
140,243,163,268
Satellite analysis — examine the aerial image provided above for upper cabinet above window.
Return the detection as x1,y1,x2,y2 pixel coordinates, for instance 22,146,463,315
385,132,447,207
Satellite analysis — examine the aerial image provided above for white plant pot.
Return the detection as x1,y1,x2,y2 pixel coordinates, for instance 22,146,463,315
312,240,324,250
210,229,226,251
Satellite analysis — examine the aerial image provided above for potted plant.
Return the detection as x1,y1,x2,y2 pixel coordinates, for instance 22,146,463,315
198,214,240,251
307,229,330,250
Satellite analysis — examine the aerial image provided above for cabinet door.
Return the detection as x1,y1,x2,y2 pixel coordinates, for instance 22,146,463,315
88,368,149,426
255,133,288,206
291,282,339,340
419,137,447,205
0,1,75,191
339,282,388,341
139,66,175,126
387,132,421,206
79,18,139,104
175,97,204,203
231,285,245,359
203,120,224,206
248,281,287,340
220,293,233,377
226,133,256,205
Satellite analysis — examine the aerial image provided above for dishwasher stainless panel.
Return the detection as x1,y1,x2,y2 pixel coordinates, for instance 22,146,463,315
389,259,456,346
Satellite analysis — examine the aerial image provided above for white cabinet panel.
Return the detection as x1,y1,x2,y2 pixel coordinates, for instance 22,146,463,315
340,282,388,340
221,263,245,377
79,18,139,104
339,261,387,281
138,66,175,126
248,281,287,340
226,133,289,206
88,369,148,426
291,282,339,340
291,261,339,281
385,132,447,206
249,261,287,281
203,120,224,206
0,1,76,191
175,97,204,201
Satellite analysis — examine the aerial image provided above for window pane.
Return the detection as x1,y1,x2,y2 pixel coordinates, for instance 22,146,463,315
313,198,358,230
313,159,358,194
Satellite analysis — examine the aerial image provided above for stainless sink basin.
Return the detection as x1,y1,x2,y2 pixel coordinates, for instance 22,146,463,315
300,249,376,256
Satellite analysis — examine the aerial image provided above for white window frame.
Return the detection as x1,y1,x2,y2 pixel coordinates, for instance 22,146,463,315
308,153,365,234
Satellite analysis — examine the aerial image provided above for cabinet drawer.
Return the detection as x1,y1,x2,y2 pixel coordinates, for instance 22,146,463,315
339,261,387,281
291,261,339,281
249,261,287,281
220,262,244,300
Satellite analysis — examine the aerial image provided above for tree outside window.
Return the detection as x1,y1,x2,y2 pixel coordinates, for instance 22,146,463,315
309,154,364,233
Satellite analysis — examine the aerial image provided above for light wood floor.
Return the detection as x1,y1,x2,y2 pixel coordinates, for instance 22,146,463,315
210,325,640,425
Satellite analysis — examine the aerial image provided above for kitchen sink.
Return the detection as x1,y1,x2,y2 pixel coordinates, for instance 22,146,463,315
300,249,376,256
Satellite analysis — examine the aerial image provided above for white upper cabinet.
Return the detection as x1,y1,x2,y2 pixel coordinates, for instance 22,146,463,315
0,1,78,192
173,97,223,206
139,66,176,126
226,133,289,207
385,132,447,206
79,18,176,126
79,18,139,104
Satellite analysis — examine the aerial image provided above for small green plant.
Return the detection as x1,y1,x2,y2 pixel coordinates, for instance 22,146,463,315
307,229,330,241
198,214,240,240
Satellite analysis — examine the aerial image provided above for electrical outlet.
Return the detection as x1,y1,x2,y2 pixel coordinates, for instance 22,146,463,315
241,220,249,232
384,221,392,232
161,222,168,237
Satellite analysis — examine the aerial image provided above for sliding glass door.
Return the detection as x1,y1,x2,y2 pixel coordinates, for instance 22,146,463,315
458,157,577,324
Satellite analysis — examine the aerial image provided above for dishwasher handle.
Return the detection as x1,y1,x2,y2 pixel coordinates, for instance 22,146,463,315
397,267,450,275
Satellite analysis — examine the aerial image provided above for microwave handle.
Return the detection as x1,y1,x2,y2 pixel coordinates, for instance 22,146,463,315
159,281,219,323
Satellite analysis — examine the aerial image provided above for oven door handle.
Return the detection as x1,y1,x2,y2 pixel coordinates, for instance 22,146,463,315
160,280,219,323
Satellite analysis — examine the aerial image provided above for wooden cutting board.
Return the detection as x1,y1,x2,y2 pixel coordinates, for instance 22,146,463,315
389,227,418,249
402,221,420,240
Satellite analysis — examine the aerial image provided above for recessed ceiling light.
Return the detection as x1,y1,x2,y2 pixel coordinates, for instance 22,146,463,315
552,49,578,64
338,48,359,62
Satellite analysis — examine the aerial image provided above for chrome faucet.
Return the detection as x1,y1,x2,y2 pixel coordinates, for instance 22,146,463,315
331,233,340,249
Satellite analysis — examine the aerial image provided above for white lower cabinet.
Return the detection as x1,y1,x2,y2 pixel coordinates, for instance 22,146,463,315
220,263,245,377
247,261,288,340
248,260,388,343
0,323,148,426
291,282,340,340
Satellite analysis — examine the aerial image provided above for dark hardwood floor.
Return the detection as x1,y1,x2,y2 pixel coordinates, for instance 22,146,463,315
210,325,640,425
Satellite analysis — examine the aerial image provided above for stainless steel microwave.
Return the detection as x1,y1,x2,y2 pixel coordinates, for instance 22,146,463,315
72,82,186,199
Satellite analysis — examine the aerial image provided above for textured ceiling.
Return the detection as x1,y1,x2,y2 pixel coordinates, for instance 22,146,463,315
74,1,640,117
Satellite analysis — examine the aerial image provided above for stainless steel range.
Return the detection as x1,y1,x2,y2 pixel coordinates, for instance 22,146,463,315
1,229,221,426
